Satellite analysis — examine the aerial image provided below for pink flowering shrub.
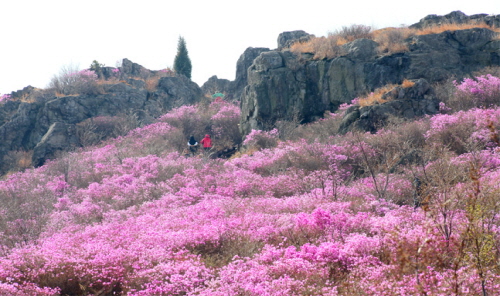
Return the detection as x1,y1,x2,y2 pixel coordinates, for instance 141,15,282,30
452,74,500,109
159,101,241,151
1,96,500,295
446,74,500,110
0,282,59,296
425,108,500,154
209,102,241,149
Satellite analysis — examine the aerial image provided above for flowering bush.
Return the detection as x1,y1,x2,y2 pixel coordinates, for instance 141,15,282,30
1,94,500,295
425,108,500,154
451,74,500,110
159,101,241,152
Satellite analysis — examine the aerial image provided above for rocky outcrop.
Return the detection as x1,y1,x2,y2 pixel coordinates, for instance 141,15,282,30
277,30,314,50
201,47,271,101
409,10,500,30
239,12,500,135
201,75,232,99
201,32,312,101
338,79,439,134
0,60,203,170
232,47,271,99
405,27,499,81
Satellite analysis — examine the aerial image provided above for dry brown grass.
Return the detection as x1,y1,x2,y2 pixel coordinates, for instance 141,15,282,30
358,84,396,107
401,79,415,88
290,24,371,59
290,35,349,60
145,76,160,91
290,21,499,60
1,150,33,175
55,92,80,97
131,69,175,92
17,151,32,169
96,77,121,85
372,27,413,54
357,79,417,107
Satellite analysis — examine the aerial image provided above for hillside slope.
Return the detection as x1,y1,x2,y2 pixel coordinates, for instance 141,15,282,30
0,73,500,294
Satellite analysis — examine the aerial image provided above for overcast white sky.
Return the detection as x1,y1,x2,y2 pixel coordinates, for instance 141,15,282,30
1,0,498,95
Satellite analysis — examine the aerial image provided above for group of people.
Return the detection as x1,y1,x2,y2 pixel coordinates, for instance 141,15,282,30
186,134,212,156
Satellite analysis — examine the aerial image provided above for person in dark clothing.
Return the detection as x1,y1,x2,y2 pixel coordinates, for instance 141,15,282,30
187,135,198,154
200,134,212,152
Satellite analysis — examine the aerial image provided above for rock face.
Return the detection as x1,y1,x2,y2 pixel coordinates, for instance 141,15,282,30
409,10,500,30
338,79,439,134
239,11,500,135
0,60,203,170
232,47,272,99
201,75,232,99
277,30,314,50
201,47,271,101
32,122,79,167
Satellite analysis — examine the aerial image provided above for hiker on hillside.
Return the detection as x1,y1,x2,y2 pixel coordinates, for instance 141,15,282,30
187,135,198,154
200,134,212,152
212,92,224,102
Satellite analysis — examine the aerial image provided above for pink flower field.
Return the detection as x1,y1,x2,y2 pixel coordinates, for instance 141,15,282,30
1,77,500,295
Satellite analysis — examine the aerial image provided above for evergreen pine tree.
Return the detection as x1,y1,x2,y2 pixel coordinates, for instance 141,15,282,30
173,36,192,79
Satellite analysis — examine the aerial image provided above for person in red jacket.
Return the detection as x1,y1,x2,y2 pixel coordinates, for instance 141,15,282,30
200,134,212,151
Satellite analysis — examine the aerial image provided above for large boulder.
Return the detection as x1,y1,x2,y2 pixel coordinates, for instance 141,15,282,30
201,75,232,99
240,50,314,134
405,28,498,80
278,30,314,50
338,79,439,133
119,58,155,79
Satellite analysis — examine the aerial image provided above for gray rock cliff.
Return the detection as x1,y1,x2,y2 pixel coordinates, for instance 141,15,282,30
239,12,500,135
0,60,203,171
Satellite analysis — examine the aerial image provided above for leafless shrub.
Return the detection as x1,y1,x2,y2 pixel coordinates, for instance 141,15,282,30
426,121,483,155
47,64,102,96
473,66,500,78
274,109,302,141
292,111,345,142
0,170,59,249
388,117,430,149
333,24,373,41
1,150,33,174
76,114,140,147
433,77,460,111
